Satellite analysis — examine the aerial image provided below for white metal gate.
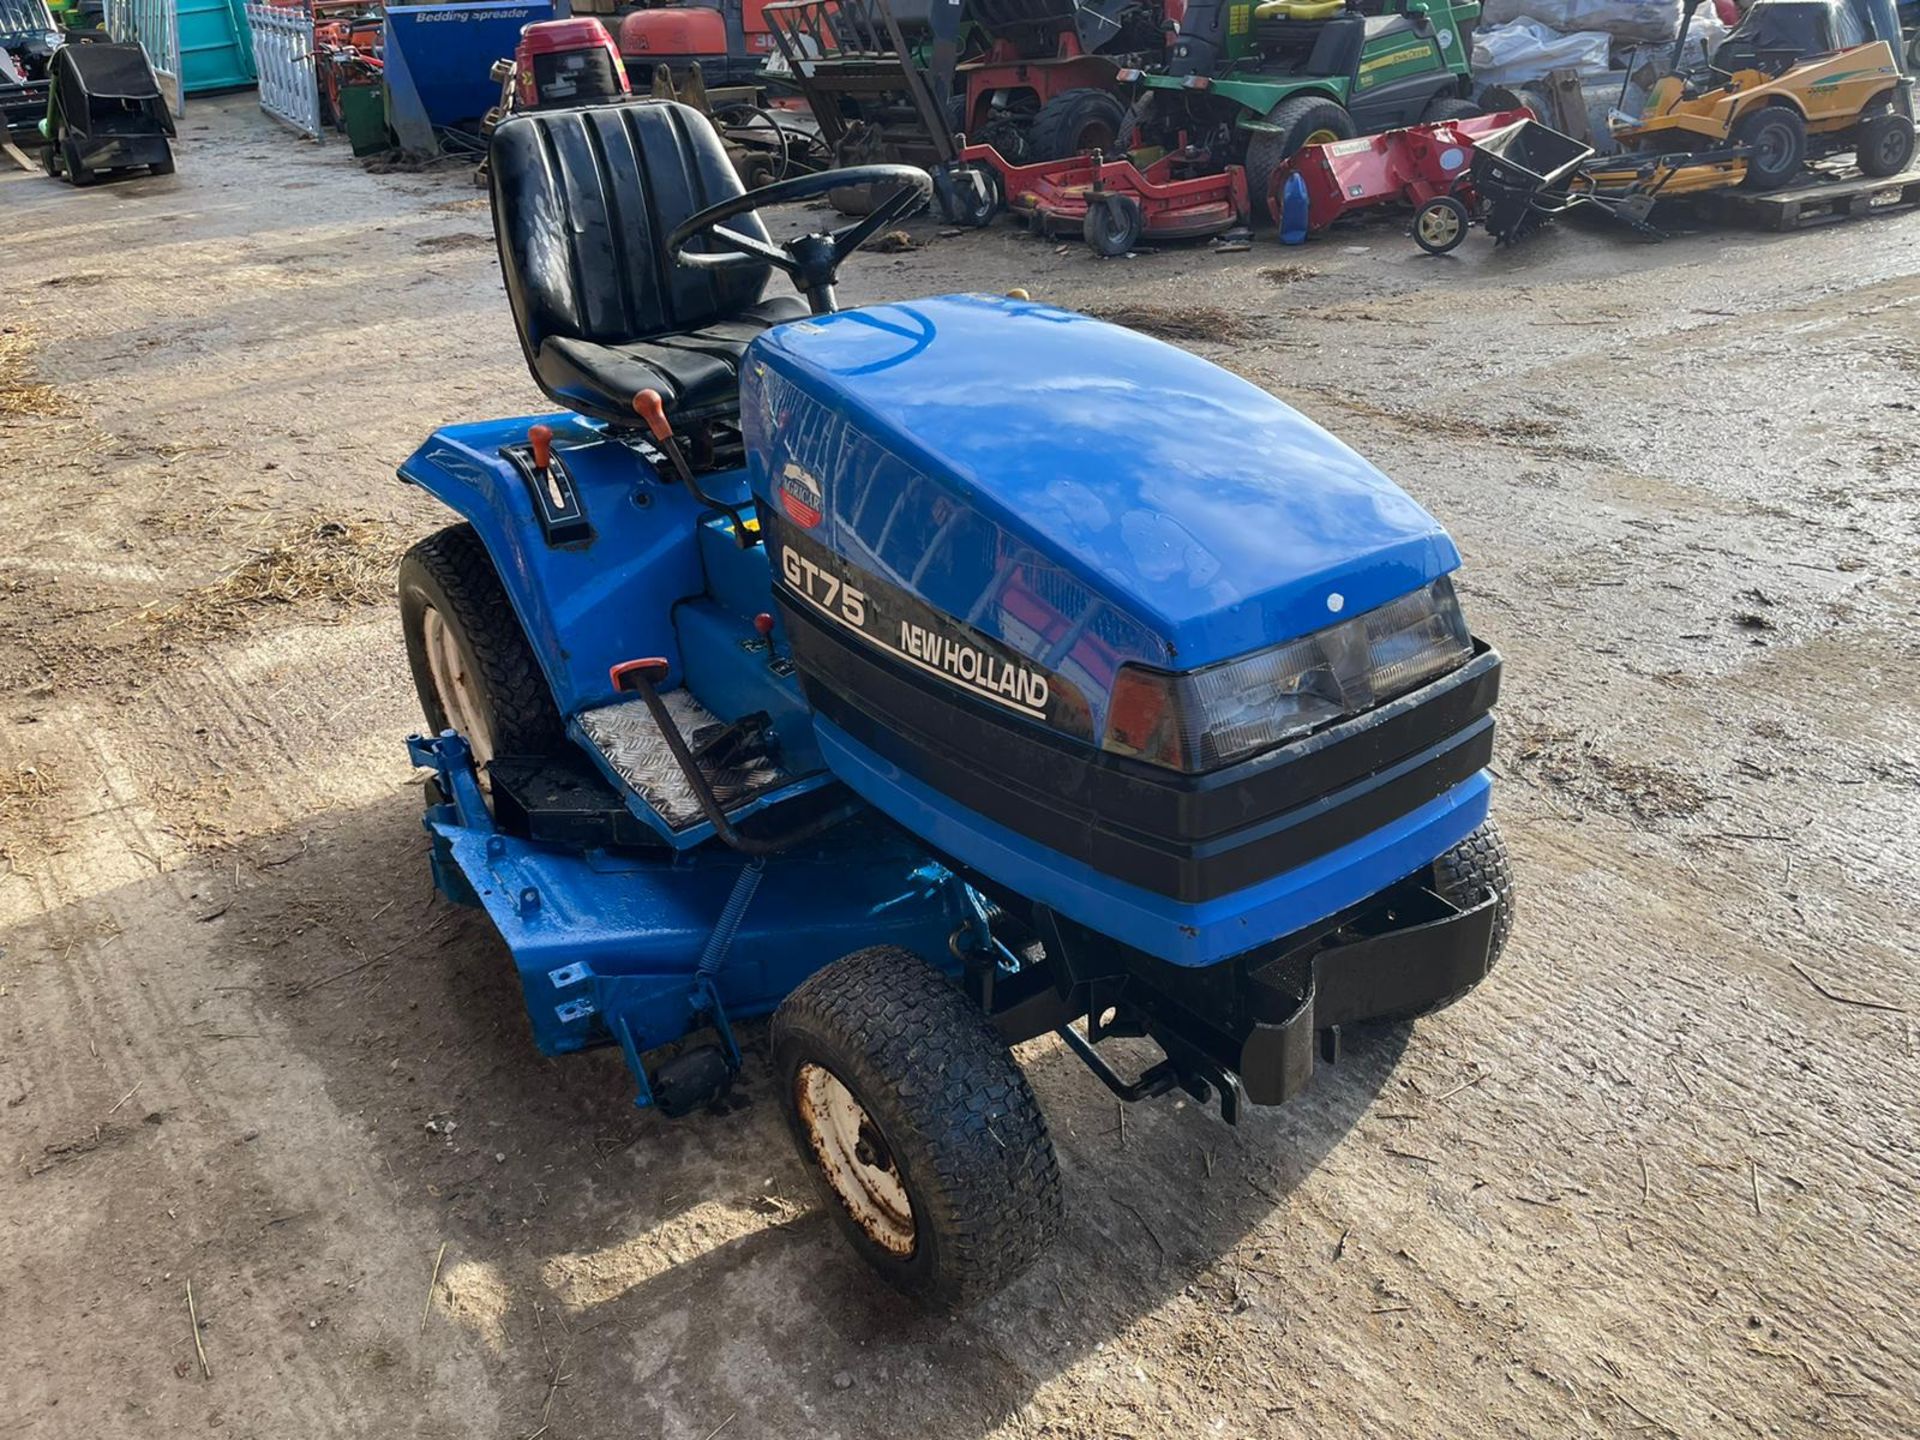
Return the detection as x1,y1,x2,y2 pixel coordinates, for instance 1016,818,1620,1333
245,3,322,140
105,0,184,118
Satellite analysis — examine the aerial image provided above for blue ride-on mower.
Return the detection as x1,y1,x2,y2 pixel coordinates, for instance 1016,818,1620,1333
397,99,1512,1306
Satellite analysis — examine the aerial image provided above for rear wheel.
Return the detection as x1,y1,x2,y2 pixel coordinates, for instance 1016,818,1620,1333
771,946,1064,1308
1733,104,1806,191
1372,820,1514,1022
1245,95,1356,224
1854,103,1915,178
1026,87,1127,162
1083,191,1144,256
148,146,175,177
62,137,94,187
398,523,564,786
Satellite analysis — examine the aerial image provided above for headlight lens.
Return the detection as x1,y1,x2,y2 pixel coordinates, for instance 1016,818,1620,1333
1102,576,1473,772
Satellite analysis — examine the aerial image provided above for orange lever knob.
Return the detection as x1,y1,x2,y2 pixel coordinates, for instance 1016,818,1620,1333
528,423,553,471
633,389,673,443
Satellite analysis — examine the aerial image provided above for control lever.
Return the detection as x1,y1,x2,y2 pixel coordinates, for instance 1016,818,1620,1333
631,389,760,549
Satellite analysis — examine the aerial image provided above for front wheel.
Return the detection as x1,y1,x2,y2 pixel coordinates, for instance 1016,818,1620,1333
771,946,1064,1308
1854,105,1915,179
936,163,1001,227
1245,95,1356,225
1412,194,1471,254
1083,191,1144,257
1371,819,1514,1022
1421,96,1482,126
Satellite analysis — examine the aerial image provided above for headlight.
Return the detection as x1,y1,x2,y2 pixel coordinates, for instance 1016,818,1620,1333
1102,576,1474,772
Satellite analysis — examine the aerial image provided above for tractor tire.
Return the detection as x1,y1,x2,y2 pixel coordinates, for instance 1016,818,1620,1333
63,137,94,187
944,92,968,143
771,945,1064,1308
398,523,564,780
1245,95,1356,224
1421,95,1482,125
1370,819,1514,1023
148,147,175,177
41,144,58,177
1854,103,1916,178
1026,87,1127,162
1733,104,1806,191
1083,191,1144,256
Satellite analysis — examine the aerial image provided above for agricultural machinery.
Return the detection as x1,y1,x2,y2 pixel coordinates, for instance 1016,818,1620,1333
1125,0,1483,202
765,0,1165,175
397,99,1512,1304
1611,0,1914,190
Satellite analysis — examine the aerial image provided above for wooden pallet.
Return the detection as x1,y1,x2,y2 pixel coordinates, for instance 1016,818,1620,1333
1694,165,1920,231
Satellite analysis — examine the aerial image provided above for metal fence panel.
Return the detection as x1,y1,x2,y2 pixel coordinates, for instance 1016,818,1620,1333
245,2,321,139
106,0,185,117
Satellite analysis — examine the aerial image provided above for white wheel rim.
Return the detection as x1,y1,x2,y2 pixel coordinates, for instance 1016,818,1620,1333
420,606,496,774
796,1062,916,1256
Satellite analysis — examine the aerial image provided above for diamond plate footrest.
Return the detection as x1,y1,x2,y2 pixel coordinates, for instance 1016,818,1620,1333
576,691,788,832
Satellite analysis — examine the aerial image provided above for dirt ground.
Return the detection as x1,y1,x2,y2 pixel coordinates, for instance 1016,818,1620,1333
3,95,1917,1440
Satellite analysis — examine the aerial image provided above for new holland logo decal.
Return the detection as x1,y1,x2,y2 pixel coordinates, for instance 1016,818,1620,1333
778,530,1060,723
778,462,825,529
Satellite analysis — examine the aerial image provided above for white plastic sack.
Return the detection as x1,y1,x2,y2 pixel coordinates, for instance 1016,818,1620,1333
1472,20,1616,86
1479,0,1682,43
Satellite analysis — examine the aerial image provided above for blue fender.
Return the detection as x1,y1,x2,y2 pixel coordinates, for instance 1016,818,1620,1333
398,414,754,715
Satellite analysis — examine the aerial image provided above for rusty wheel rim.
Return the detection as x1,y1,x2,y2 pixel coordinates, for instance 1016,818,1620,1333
796,1062,915,1257
421,605,495,782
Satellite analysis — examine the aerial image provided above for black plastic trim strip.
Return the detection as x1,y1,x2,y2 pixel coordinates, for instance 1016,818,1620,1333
784,596,1500,903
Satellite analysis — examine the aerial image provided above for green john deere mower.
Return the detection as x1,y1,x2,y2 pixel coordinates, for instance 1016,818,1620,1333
1124,0,1482,202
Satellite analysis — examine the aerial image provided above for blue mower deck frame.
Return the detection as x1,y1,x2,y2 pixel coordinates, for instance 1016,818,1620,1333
395,98,1512,1306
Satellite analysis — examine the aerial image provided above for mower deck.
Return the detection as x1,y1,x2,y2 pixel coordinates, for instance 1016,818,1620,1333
955,141,1250,251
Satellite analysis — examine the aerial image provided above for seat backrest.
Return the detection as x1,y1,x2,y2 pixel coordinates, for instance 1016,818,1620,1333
489,102,774,360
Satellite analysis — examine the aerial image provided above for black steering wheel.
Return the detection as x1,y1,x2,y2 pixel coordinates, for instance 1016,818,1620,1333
668,165,933,315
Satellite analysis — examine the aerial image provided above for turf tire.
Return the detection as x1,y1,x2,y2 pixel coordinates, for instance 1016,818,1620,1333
398,523,564,763
1026,87,1127,161
1421,95,1482,125
1245,95,1356,225
1371,819,1514,1023
771,946,1064,1308
1084,191,1145,256
1854,103,1915,179
1733,104,1806,191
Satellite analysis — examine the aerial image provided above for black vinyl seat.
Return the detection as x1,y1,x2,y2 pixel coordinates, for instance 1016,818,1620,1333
489,102,808,428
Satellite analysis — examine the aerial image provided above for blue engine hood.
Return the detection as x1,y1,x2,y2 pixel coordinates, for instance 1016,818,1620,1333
743,293,1458,671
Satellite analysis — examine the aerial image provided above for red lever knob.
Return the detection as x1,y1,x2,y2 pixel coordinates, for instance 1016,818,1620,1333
528,423,553,471
632,389,673,443
754,612,775,638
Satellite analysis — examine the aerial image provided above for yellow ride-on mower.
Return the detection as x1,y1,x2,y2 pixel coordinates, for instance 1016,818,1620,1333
1613,0,1915,189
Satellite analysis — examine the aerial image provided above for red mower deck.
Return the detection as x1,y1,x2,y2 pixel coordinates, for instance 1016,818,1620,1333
953,142,1250,256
